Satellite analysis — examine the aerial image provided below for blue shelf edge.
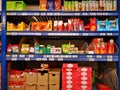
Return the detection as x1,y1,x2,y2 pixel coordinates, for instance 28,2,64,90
6,31,119,36
6,11,118,16
6,54,118,61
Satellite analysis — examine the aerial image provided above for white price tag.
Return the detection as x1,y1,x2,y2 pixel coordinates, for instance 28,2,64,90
87,55,92,58
89,58,94,61
29,55,34,58
34,13,39,15
49,58,54,61
96,55,102,58
107,33,113,36
25,58,30,61
19,55,25,58
22,12,28,15
100,33,106,36
41,13,46,16
107,55,112,58
42,58,47,61
12,55,17,57
47,13,53,16
83,33,88,36
75,13,80,16
11,13,16,15
12,58,17,61
58,58,63,61
72,55,78,58
107,58,112,61
11,32,17,35
36,58,41,61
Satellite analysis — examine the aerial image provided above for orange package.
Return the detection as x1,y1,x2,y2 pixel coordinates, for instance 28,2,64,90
39,22,48,31
31,22,40,31
40,0,47,11
94,43,100,54
107,39,115,54
100,42,107,54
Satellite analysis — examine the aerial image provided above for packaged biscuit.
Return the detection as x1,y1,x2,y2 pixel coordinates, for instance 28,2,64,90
54,0,61,10
47,0,54,11
40,0,47,11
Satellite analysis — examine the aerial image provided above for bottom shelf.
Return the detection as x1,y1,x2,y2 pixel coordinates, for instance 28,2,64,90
8,62,118,90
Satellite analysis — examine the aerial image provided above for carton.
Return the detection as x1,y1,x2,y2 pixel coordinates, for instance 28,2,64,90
49,84,60,90
54,0,61,11
31,22,40,31
40,0,47,11
37,83,48,90
25,84,36,90
39,22,48,31
37,69,48,84
49,69,61,84
24,72,37,84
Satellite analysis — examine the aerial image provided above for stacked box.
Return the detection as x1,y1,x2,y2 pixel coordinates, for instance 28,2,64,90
8,70,24,90
37,69,49,90
49,69,61,90
77,67,92,90
62,63,78,90
24,71,37,90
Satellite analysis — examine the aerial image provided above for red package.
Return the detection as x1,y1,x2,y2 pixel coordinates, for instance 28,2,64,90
94,43,100,54
54,0,61,10
64,23,68,31
58,20,63,31
54,20,58,31
100,42,107,54
90,18,97,31
97,84,112,90
68,19,74,31
31,22,40,31
107,39,115,54
7,44,12,54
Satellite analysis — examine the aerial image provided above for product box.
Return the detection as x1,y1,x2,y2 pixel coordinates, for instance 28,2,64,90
21,44,29,54
25,84,36,90
54,0,61,10
39,22,48,31
15,1,26,10
48,20,53,31
49,69,61,84
16,22,29,31
24,72,37,84
107,19,118,31
37,83,48,90
49,84,60,90
68,19,74,31
47,0,54,11
40,0,47,11
8,75,24,81
31,22,40,31
62,44,70,54
97,19,107,31
7,22,16,31
54,20,58,31
6,1,16,10
37,69,48,84
58,20,63,31
75,1,78,11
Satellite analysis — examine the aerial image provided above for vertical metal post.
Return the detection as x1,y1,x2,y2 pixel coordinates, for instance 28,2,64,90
118,0,120,90
1,0,7,90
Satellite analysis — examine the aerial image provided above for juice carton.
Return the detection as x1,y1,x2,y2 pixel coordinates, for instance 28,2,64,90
94,43,100,54
71,1,75,11
90,18,97,31
107,39,115,54
68,1,72,11
47,0,54,11
68,19,74,31
39,22,48,31
40,0,47,11
64,23,68,31
100,42,107,54
75,1,78,11
81,1,85,11
31,22,40,31
64,0,68,11
54,0,61,11
54,20,58,31
58,20,63,31
48,20,53,31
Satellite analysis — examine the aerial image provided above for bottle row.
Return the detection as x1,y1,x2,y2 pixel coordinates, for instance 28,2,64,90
7,37,117,54
7,17,118,31
6,0,117,11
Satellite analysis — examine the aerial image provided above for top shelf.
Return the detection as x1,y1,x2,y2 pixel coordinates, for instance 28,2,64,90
7,11,118,16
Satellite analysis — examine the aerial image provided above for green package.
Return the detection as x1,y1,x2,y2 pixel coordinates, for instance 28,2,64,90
62,44,70,54
7,1,16,10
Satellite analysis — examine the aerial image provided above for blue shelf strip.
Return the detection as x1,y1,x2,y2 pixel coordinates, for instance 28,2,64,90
6,31,119,36
6,54,118,61
7,11,118,16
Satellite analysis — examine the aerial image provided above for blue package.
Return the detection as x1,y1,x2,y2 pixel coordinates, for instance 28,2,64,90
108,19,118,31
48,0,54,11
35,44,40,54
97,19,107,31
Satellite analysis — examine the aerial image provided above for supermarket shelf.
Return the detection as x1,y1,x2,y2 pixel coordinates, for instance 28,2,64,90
6,31,119,36
6,54,118,61
7,11,118,16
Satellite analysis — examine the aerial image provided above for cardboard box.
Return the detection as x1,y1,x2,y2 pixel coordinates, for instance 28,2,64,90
8,85,24,90
24,72,37,84
49,69,61,84
37,83,48,90
25,84,36,90
37,69,48,84
49,84,60,90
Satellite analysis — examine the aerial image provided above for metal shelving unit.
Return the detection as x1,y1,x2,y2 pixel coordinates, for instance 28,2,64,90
0,0,120,90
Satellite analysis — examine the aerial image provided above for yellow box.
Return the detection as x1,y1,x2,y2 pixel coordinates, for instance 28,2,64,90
24,72,37,84
37,83,48,90
16,22,29,31
25,84,36,90
7,22,16,31
37,69,48,84
49,69,61,84
49,84,60,90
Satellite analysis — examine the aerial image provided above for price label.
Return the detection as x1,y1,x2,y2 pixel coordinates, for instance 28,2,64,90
107,58,112,61
41,13,46,16
42,58,47,61
6,55,10,57
29,55,34,58
11,13,16,15
75,13,80,16
12,58,17,61
83,33,88,36
100,33,106,36
96,55,102,58
11,32,17,35
35,33,41,36
36,58,41,61
22,12,28,15
49,58,54,61
12,55,17,57
47,13,53,16
107,55,112,58
72,55,78,58
87,55,92,58
82,13,88,16
34,13,39,16
89,58,94,61
25,58,30,61
58,58,63,61
19,55,25,58
107,33,113,36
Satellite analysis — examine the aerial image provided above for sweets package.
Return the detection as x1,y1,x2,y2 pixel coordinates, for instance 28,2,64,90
21,44,29,54
54,0,61,10
40,0,47,10
47,0,54,11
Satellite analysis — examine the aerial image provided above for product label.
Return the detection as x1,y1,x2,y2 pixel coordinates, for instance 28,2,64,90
66,72,72,75
66,76,72,80
67,64,73,68
81,77,88,80
81,72,87,76
66,85,73,89
67,80,73,84
81,81,87,84
81,68,88,71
